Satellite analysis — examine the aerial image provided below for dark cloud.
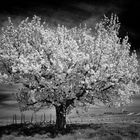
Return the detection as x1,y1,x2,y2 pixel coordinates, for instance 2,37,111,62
0,0,138,31
0,0,129,30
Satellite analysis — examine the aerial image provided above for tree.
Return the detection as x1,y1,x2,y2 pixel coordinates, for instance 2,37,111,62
0,15,139,130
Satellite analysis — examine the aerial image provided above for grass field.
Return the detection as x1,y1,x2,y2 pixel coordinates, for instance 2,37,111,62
0,114,140,140
1,123,140,140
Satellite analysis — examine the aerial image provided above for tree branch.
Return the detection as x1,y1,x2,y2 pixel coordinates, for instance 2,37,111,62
101,84,114,92
34,75,40,84
66,98,75,108
1,60,12,75
26,98,53,106
76,84,87,100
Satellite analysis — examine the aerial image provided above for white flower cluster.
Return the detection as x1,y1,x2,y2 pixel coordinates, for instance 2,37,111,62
0,73,8,83
0,15,139,111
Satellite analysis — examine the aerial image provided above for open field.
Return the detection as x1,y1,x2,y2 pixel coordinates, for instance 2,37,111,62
68,114,140,124
0,114,140,140
1,111,140,126
0,123,140,140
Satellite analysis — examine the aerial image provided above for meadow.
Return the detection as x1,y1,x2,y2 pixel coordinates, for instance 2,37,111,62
0,112,140,140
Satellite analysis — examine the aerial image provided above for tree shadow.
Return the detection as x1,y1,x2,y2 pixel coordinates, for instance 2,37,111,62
0,123,102,137
1,122,139,139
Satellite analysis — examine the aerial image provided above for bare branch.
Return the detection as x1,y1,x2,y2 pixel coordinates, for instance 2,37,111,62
66,98,75,108
101,84,114,92
0,59,12,75
26,98,53,106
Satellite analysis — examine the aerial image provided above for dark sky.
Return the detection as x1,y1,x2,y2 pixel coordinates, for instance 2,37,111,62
0,0,140,121
0,0,139,50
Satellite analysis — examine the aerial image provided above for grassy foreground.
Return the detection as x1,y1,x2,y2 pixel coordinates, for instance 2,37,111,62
0,123,140,140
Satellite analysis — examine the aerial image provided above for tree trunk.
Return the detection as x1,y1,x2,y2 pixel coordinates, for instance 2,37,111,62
55,104,66,130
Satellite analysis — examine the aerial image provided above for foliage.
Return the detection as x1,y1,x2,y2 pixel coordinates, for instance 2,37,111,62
0,14,139,113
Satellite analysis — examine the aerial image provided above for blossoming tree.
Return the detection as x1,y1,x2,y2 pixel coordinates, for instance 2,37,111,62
0,15,139,130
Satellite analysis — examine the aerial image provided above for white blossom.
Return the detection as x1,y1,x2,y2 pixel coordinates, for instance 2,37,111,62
0,15,139,111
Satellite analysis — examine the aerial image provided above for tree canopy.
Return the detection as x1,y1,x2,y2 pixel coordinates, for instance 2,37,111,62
0,15,139,114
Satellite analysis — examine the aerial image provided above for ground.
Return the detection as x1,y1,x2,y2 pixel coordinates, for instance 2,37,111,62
0,114,140,140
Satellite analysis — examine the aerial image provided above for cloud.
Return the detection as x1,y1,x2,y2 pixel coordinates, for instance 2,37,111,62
0,0,124,29
72,1,121,14
73,2,97,12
